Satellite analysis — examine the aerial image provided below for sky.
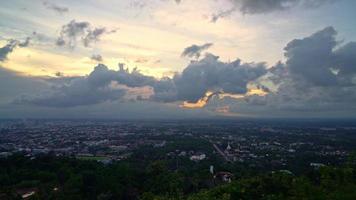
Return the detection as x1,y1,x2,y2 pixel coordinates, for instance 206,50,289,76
0,0,356,119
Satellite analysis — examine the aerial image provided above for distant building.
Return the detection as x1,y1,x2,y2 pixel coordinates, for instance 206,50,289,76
153,141,166,148
225,143,232,152
190,153,206,161
16,188,37,200
310,162,326,168
178,151,187,156
210,165,214,175
0,152,12,158
214,172,233,184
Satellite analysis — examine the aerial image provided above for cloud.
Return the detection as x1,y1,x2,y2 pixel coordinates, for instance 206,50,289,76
211,8,237,23
0,67,47,103
16,64,157,107
9,26,356,117
91,54,103,62
214,26,356,116
55,71,64,77
56,20,109,48
15,54,267,107
16,78,125,108
89,63,156,88
0,38,31,62
280,26,356,88
238,0,336,14
334,42,356,76
83,28,107,47
181,43,213,59
0,67,211,119
237,0,299,14
211,0,337,22
153,53,268,103
135,58,149,63
43,1,69,14
16,78,126,107
284,26,338,86
0,40,17,62
18,37,31,47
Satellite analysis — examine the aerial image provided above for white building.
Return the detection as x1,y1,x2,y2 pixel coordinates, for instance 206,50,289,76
190,153,206,161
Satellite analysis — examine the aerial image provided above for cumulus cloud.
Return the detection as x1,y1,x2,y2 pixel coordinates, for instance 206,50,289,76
284,26,338,86
16,64,157,107
181,43,213,59
0,38,31,62
43,1,69,14
215,26,356,116
56,20,109,48
334,42,356,76
15,54,267,107
153,53,268,103
88,63,156,88
278,26,356,88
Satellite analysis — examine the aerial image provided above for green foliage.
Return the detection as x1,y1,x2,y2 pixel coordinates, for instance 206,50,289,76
1,154,356,199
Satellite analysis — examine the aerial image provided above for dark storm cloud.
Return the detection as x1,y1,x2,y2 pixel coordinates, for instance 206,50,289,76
150,77,177,102
56,20,109,48
89,63,156,88
0,67,47,103
334,42,356,75
15,54,268,107
276,26,356,91
153,53,268,103
281,26,356,87
284,26,338,86
43,1,69,14
181,43,213,59
15,76,126,107
0,38,31,62
218,26,356,115
16,64,157,107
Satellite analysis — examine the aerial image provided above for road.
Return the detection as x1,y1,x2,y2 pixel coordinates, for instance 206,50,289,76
212,143,232,162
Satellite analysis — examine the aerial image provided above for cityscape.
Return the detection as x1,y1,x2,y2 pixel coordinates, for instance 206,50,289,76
1,0,356,199
2,120,355,170
1,119,356,199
